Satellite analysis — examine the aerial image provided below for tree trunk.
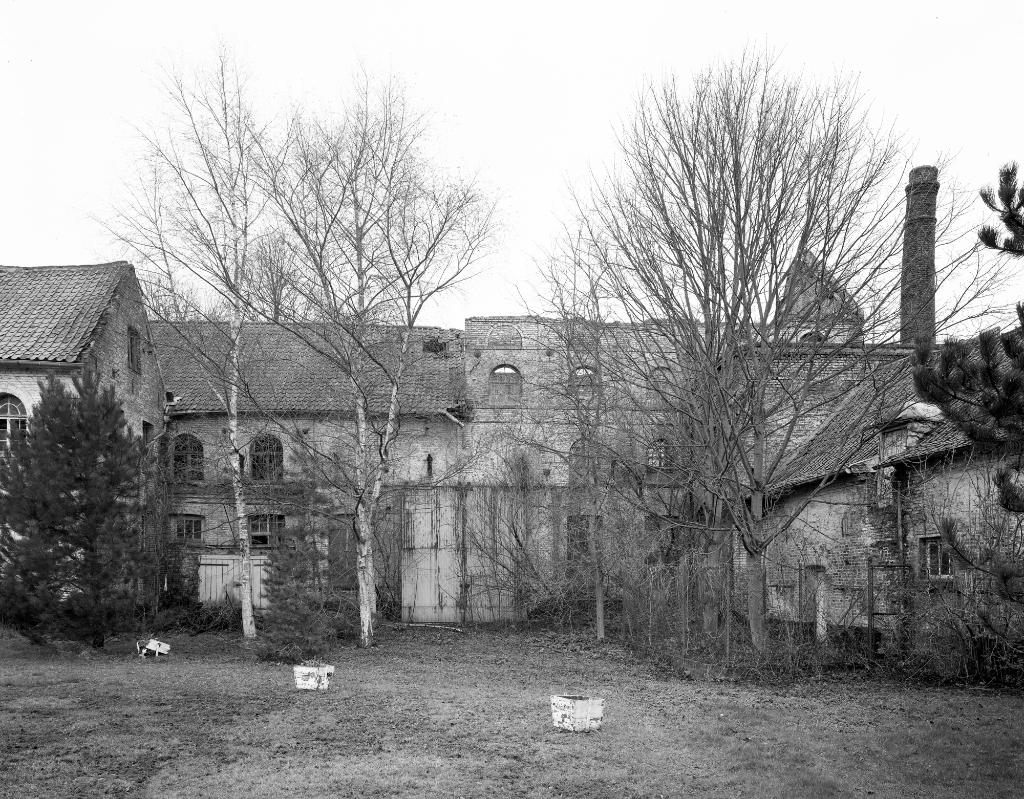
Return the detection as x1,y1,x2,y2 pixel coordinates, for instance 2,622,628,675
353,397,376,648
746,549,766,652
355,508,375,648
228,315,256,640
589,514,605,641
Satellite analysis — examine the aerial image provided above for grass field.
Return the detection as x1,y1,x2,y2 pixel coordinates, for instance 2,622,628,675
1,626,1022,798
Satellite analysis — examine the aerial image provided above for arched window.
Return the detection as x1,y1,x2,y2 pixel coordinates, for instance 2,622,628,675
572,365,598,404
251,434,284,481
0,393,27,448
489,365,523,407
486,325,522,350
172,434,204,482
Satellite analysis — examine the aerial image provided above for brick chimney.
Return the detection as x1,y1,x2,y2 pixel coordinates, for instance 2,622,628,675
900,165,939,345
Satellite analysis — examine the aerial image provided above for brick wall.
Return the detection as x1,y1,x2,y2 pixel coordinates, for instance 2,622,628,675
82,272,166,437
765,475,902,628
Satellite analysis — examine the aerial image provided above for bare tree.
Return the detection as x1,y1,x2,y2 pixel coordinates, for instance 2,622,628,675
254,77,494,646
562,54,986,651
115,53,267,639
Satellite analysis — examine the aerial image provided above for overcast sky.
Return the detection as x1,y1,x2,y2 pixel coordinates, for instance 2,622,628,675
2,0,1022,326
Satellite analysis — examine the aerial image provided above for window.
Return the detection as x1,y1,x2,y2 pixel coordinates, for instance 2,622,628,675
571,366,598,404
647,438,669,469
249,514,286,549
425,453,433,479
486,325,522,350
128,327,142,373
171,434,204,482
0,393,28,448
328,513,358,589
142,421,153,447
919,535,954,579
422,337,447,355
489,365,523,407
251,435,284,481
171,515,203,542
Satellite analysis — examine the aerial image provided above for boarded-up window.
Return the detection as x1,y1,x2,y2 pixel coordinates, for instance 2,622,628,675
489,365,522,406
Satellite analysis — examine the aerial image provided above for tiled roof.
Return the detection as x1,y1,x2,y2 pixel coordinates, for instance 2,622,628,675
0,263,132,362
768,357,918,494
886,421,974,464
152,321,465,416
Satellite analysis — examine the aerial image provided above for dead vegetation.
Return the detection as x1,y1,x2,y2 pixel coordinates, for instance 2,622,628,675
1,626,1022,798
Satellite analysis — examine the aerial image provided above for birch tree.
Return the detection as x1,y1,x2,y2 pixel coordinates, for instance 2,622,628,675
255,78,493,646
116,54,266,639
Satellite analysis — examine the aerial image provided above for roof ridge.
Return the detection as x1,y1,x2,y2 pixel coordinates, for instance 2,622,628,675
0,261,131,272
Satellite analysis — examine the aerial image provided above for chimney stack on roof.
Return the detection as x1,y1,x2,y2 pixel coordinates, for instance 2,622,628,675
900,165,939,345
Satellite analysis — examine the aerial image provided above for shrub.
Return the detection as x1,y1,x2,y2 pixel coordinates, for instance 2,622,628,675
261,519,356,661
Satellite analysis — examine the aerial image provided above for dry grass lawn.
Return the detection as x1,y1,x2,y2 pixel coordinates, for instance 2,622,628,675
1,626,1022,798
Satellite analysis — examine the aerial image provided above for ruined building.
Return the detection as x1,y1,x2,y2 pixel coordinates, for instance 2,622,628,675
1,165,1000,639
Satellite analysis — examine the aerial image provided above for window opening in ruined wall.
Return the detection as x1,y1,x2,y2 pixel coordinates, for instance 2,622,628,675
249,514,286,549
171,514,203,542
919,535,953,579
490,365,522,406
0,394,27,449
251,434,284,481
171,434,204,482
127,327,142,373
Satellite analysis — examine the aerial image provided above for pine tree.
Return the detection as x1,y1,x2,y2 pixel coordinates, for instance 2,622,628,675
979,162,1024,257
914,163,1024,511
0,372,152,646
261,518,351,661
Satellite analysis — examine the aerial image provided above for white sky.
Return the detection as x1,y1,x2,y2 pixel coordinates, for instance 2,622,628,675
2,0,1022,327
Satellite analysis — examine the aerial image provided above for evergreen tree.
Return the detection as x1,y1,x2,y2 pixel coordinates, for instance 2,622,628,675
0,372,151,646
261,518,351,661
979,162,1024,257
914,163,1024,511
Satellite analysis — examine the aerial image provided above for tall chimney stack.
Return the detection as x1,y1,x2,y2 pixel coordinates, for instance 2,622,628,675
900,165,939,345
